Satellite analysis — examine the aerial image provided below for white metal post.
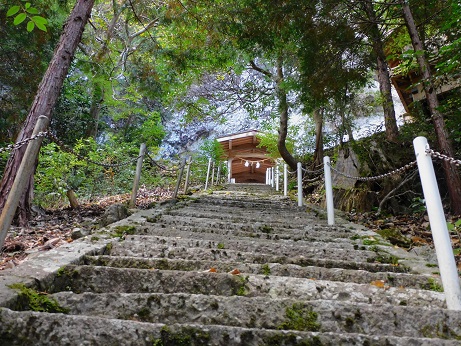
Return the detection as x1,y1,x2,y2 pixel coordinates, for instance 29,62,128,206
227,158,233,183
283,164,288,196
324,156,335,225
211,161,215,186
275,163,280,191
216,164,221,184
271,167,275,188
414,136,461,310
205,158,212,190
297,162,302,207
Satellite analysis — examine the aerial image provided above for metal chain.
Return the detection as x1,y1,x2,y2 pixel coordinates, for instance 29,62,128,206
327,160,418,181
0,131,48,154
145,151,179,172
47,132,141,168
426,149,461,166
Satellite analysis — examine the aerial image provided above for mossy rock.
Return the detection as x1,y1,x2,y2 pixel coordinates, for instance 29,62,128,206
376,228,411,248
9,283,68,313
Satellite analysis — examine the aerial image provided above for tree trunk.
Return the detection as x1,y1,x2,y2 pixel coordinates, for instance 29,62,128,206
401,0,461,214
363,0,399,143
85,82,104,138
66,189,79,209
312,108,324,167
275,57,298,171
0,0,95,224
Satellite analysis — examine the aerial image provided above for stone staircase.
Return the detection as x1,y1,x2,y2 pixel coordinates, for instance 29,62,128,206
1,184,460,345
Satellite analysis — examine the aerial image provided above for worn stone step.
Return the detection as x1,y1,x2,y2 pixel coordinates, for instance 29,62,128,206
169,202,316,219
125,232,360,251
50,292,461,339
83,255,438,289
108,236,378,263
50,266,445,308
164,208,320,227
0,308,457,346
144,214,357,238
186,198,300,212
130,221,357,243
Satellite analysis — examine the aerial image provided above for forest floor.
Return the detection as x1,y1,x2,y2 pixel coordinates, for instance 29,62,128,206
1,187,460,272
0,186,173,271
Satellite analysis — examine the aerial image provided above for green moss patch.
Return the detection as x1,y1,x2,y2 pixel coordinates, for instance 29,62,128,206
151,326,210,345
111,225,137,238
376,228,411,248
9,283,68,313
278,303,321,332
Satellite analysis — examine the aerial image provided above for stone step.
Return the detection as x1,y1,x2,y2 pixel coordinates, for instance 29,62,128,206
164,208,320,227
187,197,300,211
109,236,378,263
126,224,368,247
144,214,357,239
50,265,445,308
50,292,461,339
83,255,438,289
170,201,316,217
124,232,360,251
1,308,457,346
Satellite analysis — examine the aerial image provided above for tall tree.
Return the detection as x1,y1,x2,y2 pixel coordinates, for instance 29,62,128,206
361,0,400,142
400,0,461,214
0,0,95,224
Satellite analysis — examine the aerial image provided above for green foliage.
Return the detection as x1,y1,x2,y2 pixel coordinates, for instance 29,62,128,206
6,1,48,32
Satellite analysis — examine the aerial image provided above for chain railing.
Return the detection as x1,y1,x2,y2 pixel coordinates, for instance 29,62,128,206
427,149,461,167
0,131,48,154
145,151,180,173
327,160,418,182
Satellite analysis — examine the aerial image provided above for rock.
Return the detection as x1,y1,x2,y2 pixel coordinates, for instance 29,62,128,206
99,204,129,227
71,228,90,240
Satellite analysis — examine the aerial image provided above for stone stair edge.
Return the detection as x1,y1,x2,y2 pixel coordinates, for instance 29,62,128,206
0,308,459,346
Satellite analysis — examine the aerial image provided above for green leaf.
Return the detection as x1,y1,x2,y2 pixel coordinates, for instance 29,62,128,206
13,13,27,25
6,6,20,17
27,20,35,32
34,20,47,32
25,2,31,9
32,16,48,25
26,7,39,14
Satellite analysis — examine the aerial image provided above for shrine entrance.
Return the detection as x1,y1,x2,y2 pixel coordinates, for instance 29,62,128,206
217,130,274,184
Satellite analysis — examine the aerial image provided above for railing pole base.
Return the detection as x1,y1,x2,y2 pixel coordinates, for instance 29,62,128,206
414,136,461,310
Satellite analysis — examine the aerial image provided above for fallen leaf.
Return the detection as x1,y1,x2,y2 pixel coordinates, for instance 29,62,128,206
370,280,385,288
228,268,241,275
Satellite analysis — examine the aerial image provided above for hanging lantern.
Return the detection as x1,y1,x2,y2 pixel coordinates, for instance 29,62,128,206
244,161,249,167
256,162,260,168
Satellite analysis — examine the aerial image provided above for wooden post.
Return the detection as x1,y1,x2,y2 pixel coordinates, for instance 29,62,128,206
129,143,146,208
173,157,187,199
0,115,49,249
183,156,192,194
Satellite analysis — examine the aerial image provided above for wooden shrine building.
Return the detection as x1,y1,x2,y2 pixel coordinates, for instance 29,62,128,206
217,130,274,184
